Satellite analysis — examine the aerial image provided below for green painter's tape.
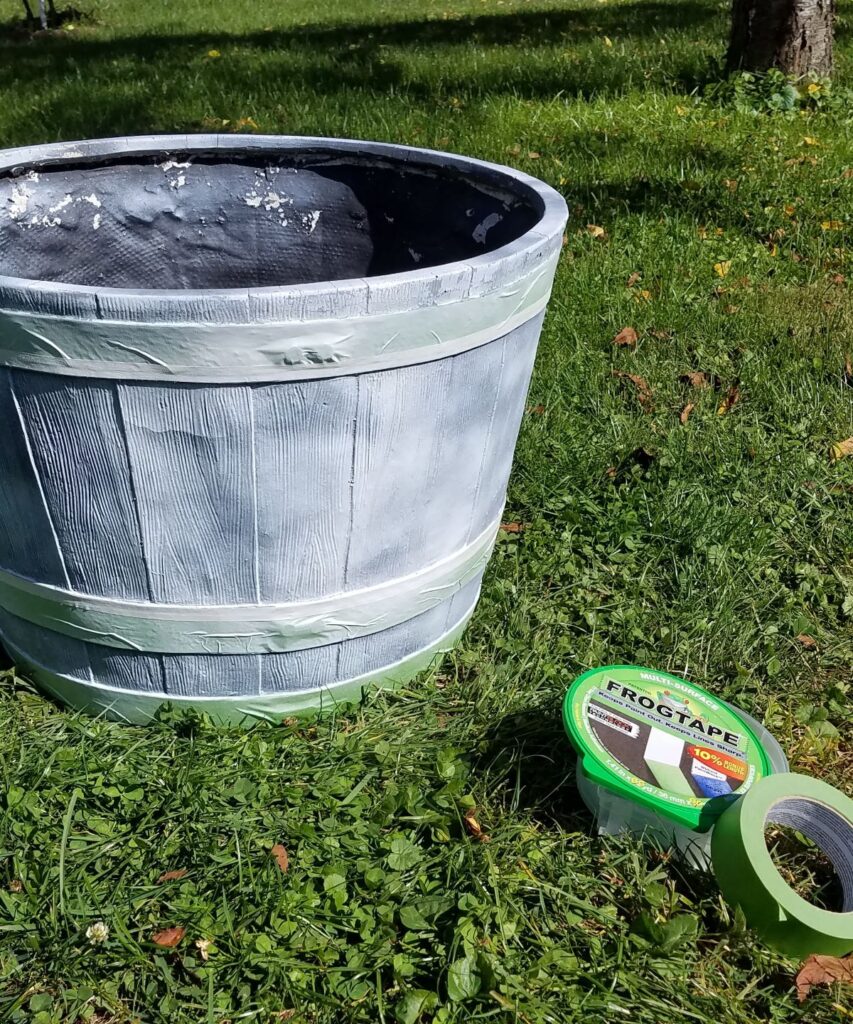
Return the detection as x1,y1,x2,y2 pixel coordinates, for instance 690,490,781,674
711,773,853,957
5,600,475,726
0,517,497,655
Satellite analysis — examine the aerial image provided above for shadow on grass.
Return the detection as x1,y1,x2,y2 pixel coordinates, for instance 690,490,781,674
474,705,591,829
0,0,724,118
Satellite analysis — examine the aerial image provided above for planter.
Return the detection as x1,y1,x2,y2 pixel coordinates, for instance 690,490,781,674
0,135,567,723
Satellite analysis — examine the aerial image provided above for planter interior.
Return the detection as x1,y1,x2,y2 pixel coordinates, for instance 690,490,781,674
1,149,543,290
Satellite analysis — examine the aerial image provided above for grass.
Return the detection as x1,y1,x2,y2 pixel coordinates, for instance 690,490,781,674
1,0,852,1020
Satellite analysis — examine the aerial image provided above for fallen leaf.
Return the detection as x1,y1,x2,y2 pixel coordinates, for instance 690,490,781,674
500,522,526,534
526,404,546,414
831,437,853,461
271,844,289,873
796,634,817,649
717,383,741,416
195,937,213,961
586,223,606,239
612,370,654,412
680,371,712,389
679,402,695,425
156,868,188,884
626,271,641,287
613,326,639,348
796,954,853,1002
151,926,186,948
714,260,732,278
463,808,490,842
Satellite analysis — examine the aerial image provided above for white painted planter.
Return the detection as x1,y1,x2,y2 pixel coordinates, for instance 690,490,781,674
0,135,567,723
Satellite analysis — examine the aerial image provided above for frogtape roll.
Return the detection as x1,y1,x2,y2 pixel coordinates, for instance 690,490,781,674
711,772,853,957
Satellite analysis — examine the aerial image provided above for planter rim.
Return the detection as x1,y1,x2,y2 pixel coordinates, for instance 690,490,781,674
0,134,568,324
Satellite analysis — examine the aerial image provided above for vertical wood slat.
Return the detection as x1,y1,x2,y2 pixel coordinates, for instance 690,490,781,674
9,371,151,601
0,369,71,588
117,384,259,605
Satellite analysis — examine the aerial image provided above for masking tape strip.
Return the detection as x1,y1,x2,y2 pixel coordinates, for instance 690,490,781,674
2,592,478,725
0,255,556,382
0,517,499,655
711,772,853,957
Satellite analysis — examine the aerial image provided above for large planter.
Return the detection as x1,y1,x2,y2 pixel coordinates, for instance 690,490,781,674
0,135,567,723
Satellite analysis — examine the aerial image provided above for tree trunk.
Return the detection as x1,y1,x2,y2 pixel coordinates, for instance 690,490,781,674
727,0,836,76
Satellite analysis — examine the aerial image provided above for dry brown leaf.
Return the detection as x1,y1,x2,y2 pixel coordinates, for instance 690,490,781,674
680,402,696,425
613,326,639,348
463,807,490,843
156,868,188,884
626,271,641,287
831,437,853,462
271,844,289,873
717,384,741,416
586,223,606,239
612,369,654,412
796,954,853,1002
500,522,526,534
796,634,817,649
680,371,711,390
151,926,186,948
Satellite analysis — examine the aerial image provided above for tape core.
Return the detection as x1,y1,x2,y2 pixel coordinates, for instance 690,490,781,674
766,797,853,913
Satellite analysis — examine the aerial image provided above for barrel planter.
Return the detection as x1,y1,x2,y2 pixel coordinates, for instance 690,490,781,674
0,135,567,724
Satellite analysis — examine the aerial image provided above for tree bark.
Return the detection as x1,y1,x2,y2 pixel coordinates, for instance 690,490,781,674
727,0,836,76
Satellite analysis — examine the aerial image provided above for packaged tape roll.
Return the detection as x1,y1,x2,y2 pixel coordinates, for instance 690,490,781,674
711,772,853,957
563,666,774,833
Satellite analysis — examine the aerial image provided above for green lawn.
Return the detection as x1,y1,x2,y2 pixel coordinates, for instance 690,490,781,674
1,0,852,1020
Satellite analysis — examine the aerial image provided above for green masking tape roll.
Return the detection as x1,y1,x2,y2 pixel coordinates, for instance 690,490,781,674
711,772,853,957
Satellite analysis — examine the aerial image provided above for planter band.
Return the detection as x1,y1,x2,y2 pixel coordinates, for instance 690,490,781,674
711,773,853,958
0,517,499,655
2,593,478,725
0,254,556,382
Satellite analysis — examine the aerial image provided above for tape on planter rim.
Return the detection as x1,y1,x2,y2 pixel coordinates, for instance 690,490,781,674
0,516,499,655
563,666,773,832
711,773,853,957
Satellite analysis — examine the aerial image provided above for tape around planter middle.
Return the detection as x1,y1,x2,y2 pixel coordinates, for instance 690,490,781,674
711,773,853,957
563,665,773,832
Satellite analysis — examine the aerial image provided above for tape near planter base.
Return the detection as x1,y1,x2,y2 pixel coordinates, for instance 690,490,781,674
711,773,853,957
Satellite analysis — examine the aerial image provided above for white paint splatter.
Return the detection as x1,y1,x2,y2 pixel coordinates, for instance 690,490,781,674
49,195,74,214
408,247,422,263
472,211,503,244
303,210,321,233
8,185,32,220
92,213,101,230
160,159,192,172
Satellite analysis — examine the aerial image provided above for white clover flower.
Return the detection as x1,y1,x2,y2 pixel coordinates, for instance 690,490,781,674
86,921,109,945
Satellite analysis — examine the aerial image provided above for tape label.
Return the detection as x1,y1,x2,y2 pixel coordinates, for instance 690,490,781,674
567,666,770,823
